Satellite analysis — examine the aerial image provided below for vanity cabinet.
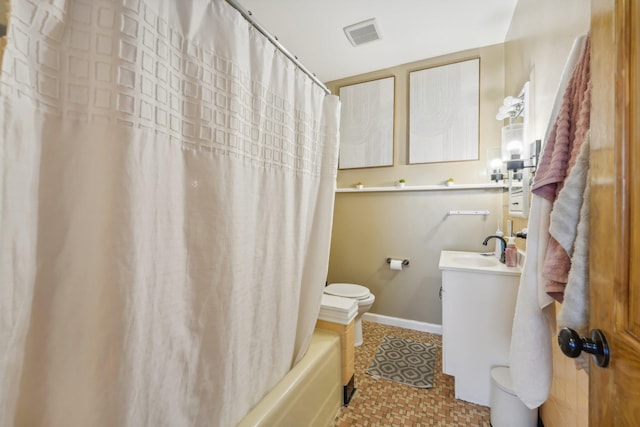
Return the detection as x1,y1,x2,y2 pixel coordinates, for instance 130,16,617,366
438,250,521,406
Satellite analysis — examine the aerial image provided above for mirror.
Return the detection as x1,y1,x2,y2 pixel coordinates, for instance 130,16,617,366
505,82,531,218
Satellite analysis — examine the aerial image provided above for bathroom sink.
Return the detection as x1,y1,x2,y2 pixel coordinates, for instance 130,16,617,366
450,254,500,268
439,250,522,276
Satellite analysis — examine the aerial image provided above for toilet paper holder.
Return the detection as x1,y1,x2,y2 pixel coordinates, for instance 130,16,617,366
386,258,410,266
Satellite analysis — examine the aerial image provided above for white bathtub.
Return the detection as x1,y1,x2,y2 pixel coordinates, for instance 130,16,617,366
237,329,342,427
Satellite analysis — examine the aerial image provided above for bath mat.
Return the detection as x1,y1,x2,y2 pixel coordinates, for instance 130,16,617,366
367,335,437,388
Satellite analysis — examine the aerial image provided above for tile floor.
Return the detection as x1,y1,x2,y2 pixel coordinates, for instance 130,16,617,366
332,321,491,426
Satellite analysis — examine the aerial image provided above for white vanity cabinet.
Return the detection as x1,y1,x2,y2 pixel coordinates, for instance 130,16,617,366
438,251,521,406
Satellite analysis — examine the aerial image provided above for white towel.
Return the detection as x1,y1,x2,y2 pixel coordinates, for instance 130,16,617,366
509,33,588,410
509,195,554,409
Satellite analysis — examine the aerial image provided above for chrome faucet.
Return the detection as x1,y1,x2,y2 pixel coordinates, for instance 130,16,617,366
482,235,507,263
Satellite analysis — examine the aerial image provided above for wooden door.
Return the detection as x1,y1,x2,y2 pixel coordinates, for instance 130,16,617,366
590,0,640,425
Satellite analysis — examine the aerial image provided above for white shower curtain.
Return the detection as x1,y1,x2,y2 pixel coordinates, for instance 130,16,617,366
0,1,340,426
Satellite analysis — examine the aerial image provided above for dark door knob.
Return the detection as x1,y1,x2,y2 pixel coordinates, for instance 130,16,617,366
558,327,610,367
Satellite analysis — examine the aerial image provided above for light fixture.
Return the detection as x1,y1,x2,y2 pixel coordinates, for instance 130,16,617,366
494,82,540,218
487,147,504,182
490,162,504,182
491,83,537,183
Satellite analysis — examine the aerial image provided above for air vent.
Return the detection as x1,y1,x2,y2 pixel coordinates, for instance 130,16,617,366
343,18,382,47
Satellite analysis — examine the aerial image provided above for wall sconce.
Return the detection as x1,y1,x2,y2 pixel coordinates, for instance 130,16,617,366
486,121,526,183
491,85,530,183
490,158,504,182
487,147,504,182
494,81,537,218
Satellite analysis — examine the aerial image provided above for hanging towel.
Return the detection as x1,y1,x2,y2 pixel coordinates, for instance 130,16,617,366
548,136,590,263
509,33,587,410
532,34,591,201
509,194,555,410
532,34,591,302
556,136,591,371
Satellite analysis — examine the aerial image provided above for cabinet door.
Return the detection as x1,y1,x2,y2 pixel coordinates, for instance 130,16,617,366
441,271,453,375
441,269,520,405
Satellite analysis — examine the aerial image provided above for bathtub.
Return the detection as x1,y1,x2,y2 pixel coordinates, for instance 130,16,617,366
237,329,342,427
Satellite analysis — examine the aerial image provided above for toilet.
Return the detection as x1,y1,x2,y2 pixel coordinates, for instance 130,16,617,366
490,366,538,427
323,283,375,347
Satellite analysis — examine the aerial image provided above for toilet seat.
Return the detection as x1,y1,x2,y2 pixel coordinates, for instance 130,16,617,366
491,366,516,395
325,283,370,299
323,283,375,348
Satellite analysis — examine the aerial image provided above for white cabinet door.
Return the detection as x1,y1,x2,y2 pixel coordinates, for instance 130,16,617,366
441,269,519,406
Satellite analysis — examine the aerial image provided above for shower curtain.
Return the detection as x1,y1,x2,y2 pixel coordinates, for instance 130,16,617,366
0,1,340,426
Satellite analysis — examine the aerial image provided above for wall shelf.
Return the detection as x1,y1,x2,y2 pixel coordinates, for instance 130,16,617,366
335,183,506,193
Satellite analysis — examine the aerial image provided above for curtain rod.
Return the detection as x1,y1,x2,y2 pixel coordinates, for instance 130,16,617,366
224,0,331,95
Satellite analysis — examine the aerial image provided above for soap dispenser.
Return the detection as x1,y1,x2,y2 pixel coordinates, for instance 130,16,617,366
505,237,517,267
494,226,504,259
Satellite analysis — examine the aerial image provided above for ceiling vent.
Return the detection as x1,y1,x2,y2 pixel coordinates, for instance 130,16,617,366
343,18,382,47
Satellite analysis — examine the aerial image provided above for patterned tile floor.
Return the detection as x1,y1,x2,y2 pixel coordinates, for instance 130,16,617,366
332,321,491,426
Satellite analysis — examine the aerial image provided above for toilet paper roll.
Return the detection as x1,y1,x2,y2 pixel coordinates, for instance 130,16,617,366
389,259,403,271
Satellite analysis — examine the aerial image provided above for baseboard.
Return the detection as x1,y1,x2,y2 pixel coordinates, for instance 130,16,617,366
362,313,442,335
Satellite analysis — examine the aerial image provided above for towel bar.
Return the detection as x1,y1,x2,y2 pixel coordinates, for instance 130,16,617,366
447,210,490,216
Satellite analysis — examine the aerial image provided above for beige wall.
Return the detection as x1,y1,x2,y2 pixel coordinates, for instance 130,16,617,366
327,45,505,189
325,45,505,325
504,0,591,137
504,0,590,426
